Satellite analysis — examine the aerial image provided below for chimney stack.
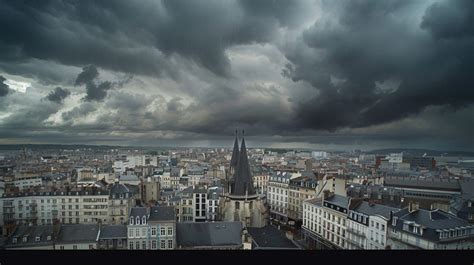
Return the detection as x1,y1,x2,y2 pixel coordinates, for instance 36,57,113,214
408,201,419,213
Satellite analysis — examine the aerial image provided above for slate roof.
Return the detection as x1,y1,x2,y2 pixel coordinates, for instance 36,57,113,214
109,182,130,196
56,224,99,243
176,222,242,248
353,201,400,219
129,207,148,219
325,194,349,209
247,226,300,249
148,206,176,222
99,225,127,239
391,208,473,242
230,135,256,196
5,225,56,248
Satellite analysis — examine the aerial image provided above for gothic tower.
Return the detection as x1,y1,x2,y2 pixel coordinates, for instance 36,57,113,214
219,130,268,228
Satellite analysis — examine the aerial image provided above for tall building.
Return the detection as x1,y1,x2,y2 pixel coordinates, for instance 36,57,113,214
219,131,268,228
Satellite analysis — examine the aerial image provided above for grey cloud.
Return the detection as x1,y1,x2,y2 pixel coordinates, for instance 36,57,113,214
74,65,114,101
0,75,9,97
0,0,305,79
45,87,71,103
283,0,474,132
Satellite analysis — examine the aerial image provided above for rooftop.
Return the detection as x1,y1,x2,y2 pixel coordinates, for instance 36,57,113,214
176,222,242,248
247,226,300,249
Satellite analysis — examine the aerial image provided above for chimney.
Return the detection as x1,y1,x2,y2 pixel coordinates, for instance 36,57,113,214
323,189,330,200
408,201,419,213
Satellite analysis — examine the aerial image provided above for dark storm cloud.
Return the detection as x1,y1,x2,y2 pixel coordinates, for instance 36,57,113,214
283,0,474,131
0,0,305,79
74,65,113,101
45,87,71,103
0,75,9,97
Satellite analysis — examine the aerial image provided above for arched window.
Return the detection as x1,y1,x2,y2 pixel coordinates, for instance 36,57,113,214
130,217,134,225
136,216,140,225
142,216,146,225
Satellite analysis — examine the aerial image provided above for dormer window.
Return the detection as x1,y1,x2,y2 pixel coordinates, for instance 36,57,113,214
142,216,146,225
130,217,134,225
47,235,52,241
469,201,472,208
392,217,398,226
413,226,418,234
136,216,140,225
35,236,41,242
23,236,28,243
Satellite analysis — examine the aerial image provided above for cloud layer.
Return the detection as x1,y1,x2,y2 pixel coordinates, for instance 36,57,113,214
0,0,472,150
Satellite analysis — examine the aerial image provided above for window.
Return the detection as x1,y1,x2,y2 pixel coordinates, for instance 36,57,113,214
89,244,94,250
161,227,166,235
167,227,173,235
392,217,398,226
151,227,157,236
142,241,146,250
236,201,240,210
160,240,166,249
128,229,133,237
135,228,140,237
73,245,77,250
376,223,379,229
136,216,140,225
60,246,65,250
130,217,134,225
152,240,157,249
381,224,385,231
167,240,173,249
142,216,146,225
129,242,134,250
142,228,147,237
135,241,140,249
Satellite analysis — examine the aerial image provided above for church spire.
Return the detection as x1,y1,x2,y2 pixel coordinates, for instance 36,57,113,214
230,129,256,197
230,129,240,170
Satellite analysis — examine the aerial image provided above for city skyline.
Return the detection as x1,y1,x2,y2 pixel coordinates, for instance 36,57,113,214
0,0,473,151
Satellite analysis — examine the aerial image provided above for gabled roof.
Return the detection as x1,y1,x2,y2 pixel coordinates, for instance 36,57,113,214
176,222,242,248
148,206,176,222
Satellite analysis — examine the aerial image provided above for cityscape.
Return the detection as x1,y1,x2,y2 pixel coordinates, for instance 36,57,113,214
0,0,473,254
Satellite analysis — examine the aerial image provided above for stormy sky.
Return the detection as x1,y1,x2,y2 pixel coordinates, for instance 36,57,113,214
0,0,473,151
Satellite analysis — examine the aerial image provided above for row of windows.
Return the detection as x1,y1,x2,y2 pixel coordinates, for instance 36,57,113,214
128,240,173,250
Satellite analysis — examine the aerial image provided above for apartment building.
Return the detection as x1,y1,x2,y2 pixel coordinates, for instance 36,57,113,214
288,171,317,225
267,171,292,224
1,188,109,236
302,192,349,249
109,182,135,225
